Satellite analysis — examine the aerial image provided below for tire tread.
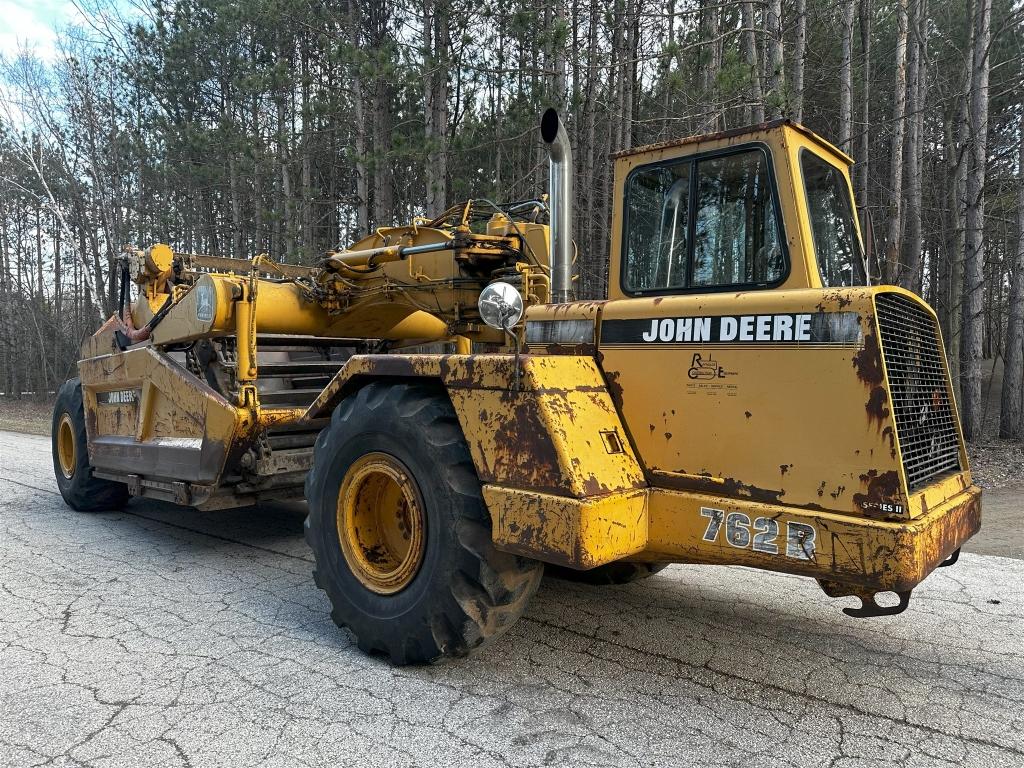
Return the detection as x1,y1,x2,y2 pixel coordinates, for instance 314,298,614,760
304,381,542,664
51,378,129,512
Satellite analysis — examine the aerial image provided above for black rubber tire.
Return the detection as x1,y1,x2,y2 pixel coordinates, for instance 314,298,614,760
51,378,129,512
304,381,544,664
546,561,670,585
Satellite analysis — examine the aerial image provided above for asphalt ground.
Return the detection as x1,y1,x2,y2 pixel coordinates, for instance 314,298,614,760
1,429,1022,767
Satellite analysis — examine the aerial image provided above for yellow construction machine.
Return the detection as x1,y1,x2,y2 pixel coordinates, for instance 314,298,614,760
52,109,980,663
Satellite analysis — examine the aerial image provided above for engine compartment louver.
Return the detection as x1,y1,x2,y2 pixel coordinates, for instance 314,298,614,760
874,293,963,491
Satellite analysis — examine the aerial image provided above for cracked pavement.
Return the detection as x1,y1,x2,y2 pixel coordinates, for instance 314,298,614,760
1,430,1022,767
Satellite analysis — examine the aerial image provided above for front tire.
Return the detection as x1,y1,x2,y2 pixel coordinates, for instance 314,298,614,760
304,382,543,664
51,379,129,512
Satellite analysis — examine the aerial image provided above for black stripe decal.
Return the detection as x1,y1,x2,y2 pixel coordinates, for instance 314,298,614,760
601,312,861,346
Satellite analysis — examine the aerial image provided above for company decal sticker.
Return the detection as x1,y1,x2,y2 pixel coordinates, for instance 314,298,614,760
688,352,735,380
700,506,817,560
686,352,739,396
96,389,140,406
602,311,861,346
196,282,215,323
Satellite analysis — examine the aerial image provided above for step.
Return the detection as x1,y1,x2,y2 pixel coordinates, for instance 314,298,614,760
229,360,345,376
256,346,352,354
267,432,319,450
256,334,367,348
259,388,323,406
269,417,329,433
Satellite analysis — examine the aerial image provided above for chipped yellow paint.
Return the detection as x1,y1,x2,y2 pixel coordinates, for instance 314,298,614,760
642,484,980,592
483,486,648,568
597,284,970,525
336,452,427,594
307,353,646,500
67,122,980,605
448,356,645,499
78,347,241,485
598,288,904,515
150,272,453,345
150,273,237,345
301,337,977,591
79,320,119,360
94,393,139,437
258,408,309,430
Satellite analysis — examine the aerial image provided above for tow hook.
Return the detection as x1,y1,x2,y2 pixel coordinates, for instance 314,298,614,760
817,579,913,618
938,548,961,568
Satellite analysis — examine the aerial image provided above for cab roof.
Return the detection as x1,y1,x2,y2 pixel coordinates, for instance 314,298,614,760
610,119,854,166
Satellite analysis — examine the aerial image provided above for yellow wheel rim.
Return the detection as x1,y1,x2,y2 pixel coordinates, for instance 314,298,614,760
57,413,76,479
336,452,426,595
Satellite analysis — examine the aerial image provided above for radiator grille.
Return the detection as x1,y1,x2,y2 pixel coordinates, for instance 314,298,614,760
875,293,963,490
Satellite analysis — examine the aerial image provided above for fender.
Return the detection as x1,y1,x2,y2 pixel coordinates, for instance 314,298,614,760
305,353,651,569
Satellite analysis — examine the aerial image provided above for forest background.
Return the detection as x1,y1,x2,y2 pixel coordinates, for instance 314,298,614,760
0,0,1021,446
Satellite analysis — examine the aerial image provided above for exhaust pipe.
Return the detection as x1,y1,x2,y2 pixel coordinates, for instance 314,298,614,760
540,108,574,304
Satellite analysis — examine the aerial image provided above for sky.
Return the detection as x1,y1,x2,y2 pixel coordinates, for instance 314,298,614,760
0,0,86,61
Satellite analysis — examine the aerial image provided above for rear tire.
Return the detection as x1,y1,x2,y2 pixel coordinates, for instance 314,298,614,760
305,381,543,664
547,561,669,585
51,378,129,512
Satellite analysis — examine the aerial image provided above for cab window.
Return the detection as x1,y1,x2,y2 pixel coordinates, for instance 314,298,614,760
623,162,690,291
623,147,785,293
800,150,865,287
692,151,783,287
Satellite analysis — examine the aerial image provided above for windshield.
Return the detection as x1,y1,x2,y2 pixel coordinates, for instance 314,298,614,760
800,150,865,287
623,148,785,293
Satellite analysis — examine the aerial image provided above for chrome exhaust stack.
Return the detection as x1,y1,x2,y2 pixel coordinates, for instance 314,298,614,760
540,108,574,304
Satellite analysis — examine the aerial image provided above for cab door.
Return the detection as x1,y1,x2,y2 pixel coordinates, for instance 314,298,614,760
597,142,871,513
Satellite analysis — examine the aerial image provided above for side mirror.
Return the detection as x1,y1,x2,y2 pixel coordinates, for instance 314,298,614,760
478,282,524,331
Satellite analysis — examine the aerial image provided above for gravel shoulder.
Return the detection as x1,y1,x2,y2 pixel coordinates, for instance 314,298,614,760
0,397,53,436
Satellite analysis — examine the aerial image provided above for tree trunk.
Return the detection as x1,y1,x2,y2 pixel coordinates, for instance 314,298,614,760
901,0,925,293
839,0,856,151
54,217,61,319
423,0,450,216
300,46,314,260
946,96,969,388
0,192,10,396
614,0,637,151
371,76,394,227
348,1,369,234
857,0,872,239
960,0,992,442
741,1,764,123
792,0,807,122
583,0,599,296
883,0,909,285
552,2,567,106
698,0,722,131
1001,110,1024,438
765,0,786,118
229,154,243,258
661,0,676,134
252,94,266,250
35,199,43,301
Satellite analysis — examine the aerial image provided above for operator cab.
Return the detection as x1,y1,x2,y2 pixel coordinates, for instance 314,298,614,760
606,120,867,300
